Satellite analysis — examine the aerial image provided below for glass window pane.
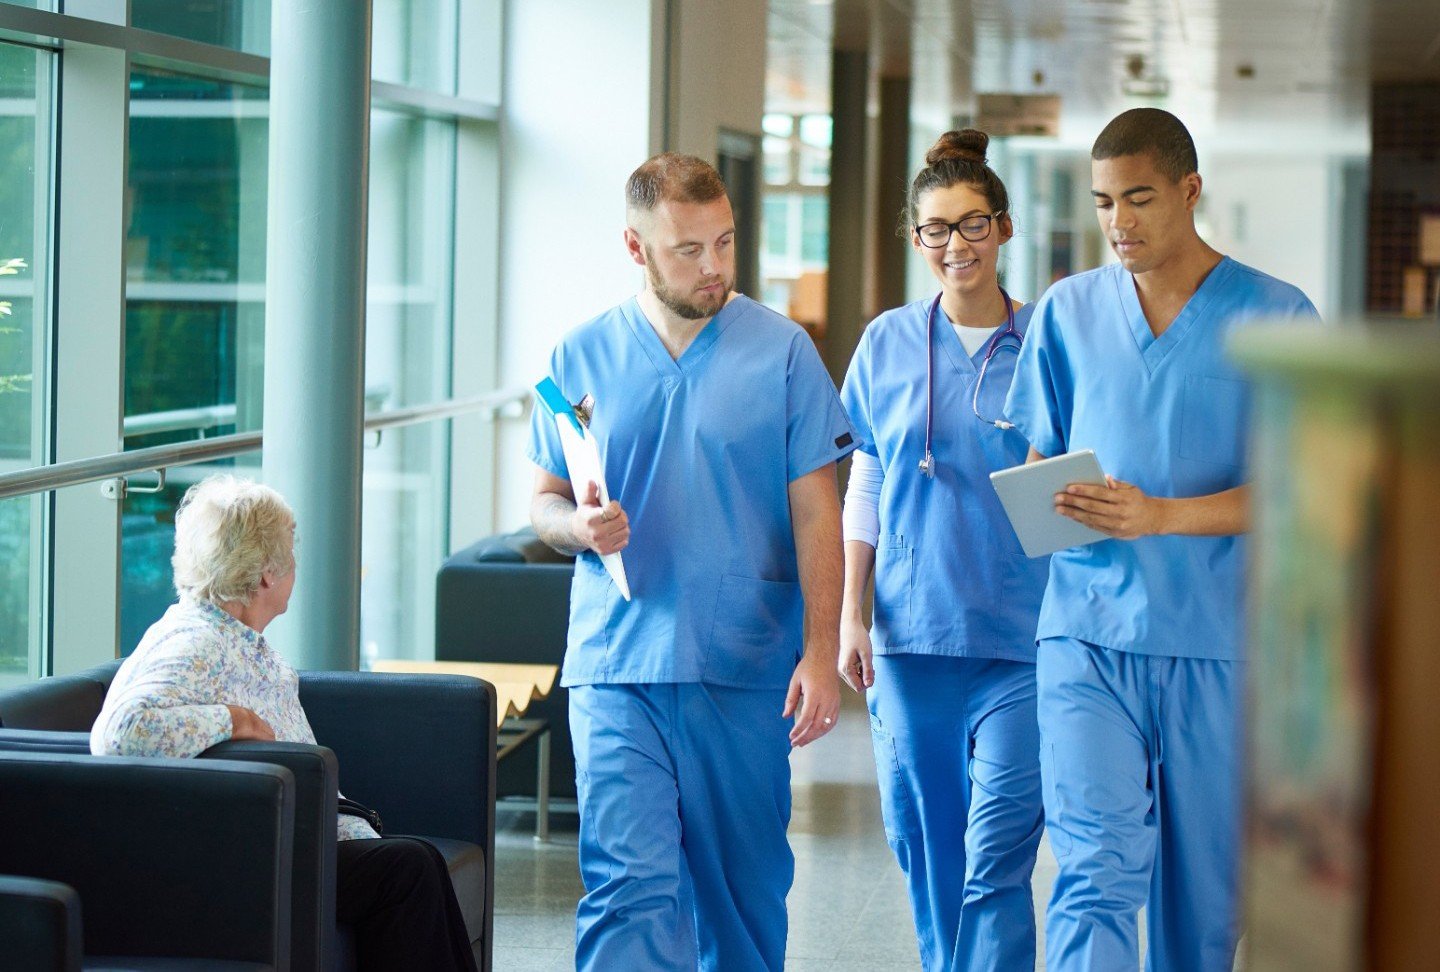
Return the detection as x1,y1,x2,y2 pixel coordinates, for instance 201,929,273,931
797,144,830,186
800,195,829,264
372,0,458,95
121,68,268,644
0,42,51,682
361,109,457,661
798,114,832,148
361,423,448,665
366,110,455,410
130,0,272,56
761,113,793,138
763,196,791,259
763,135,791,185
125,68,268,444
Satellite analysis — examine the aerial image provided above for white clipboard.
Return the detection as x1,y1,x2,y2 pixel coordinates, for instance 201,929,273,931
535,379,632,600
989,449,1110,558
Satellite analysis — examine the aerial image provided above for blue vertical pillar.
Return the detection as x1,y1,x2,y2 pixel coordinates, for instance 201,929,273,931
263,1,373,670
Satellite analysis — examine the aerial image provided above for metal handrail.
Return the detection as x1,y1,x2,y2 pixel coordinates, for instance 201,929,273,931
0,386,531,502
124,403,239,437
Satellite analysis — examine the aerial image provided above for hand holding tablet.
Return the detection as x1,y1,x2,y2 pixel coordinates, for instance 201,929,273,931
989,450,1111,558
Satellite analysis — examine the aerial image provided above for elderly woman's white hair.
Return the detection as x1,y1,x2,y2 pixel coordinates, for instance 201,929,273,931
172,475,296,605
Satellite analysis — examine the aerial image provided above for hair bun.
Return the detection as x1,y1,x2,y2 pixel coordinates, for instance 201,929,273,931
925,129,989,166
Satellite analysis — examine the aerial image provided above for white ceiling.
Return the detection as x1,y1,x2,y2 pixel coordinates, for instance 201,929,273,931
767,0,1440,152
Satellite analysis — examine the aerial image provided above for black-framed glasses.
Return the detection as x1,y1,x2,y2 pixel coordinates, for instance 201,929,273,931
914,213,1005,248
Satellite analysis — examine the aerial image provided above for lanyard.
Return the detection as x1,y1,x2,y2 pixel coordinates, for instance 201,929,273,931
920,288,1020,479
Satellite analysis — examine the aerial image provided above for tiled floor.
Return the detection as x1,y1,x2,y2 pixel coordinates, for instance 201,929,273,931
492,688,1060,970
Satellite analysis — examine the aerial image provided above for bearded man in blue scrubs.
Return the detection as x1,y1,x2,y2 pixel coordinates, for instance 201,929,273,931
527,153,855,972
1005,109,1319,971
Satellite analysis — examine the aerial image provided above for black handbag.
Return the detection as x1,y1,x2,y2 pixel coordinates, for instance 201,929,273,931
337,797,383,834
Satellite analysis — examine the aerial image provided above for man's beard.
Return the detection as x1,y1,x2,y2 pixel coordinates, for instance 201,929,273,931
646,261,731,320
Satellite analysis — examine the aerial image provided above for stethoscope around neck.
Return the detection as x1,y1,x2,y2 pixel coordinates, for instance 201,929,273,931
918,287,1023,479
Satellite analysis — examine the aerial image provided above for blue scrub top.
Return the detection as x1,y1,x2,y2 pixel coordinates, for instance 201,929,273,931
1005,257,1319,660
528,294,856,689
840,296,1049,662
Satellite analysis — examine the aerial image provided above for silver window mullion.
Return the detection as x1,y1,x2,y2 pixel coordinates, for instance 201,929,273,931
49,0,128,674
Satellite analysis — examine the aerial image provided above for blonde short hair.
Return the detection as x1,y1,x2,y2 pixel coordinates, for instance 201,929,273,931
172,475,295,606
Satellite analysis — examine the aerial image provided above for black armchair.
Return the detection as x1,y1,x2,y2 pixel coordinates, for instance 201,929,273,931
0,751,295,970
437,527,576,802
0,875,82,972
0,663,498,972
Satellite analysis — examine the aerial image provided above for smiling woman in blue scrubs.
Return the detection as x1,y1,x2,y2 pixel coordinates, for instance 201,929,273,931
838,129,1048,972
1005,108,1319,972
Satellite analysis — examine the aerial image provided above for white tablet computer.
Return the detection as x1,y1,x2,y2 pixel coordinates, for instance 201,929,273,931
989,449,1110,558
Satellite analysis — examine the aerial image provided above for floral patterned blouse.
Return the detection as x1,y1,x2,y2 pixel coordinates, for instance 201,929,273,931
90,595,378,840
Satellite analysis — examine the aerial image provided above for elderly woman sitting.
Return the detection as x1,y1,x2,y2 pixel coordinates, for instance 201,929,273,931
91,474,476,972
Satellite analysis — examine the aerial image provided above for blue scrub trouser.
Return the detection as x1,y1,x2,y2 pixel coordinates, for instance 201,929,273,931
1038,638,1242,972
569,682,793,972
868,654,1043,972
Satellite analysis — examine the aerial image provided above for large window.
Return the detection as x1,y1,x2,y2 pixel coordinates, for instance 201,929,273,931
0,0,499,675
130,0,271,56
0,41,51,682
760,112,831,331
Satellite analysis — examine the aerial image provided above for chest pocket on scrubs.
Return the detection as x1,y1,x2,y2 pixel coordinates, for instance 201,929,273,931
872,535,913,648
1178,375,1246,469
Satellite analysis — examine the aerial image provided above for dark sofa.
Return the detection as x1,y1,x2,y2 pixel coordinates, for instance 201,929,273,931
437,527,576,802
0,660,497,972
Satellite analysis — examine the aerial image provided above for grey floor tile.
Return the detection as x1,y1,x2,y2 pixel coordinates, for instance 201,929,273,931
491,687,1169,971
489,945,574,972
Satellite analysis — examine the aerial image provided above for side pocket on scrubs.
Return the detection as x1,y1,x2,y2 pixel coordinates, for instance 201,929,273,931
872,536,913,648
568,555,613,650
1178,375,1246,468
868,708,921,847
707,573,804,685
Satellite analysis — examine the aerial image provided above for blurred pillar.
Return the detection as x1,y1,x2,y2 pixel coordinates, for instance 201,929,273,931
263,1,373,670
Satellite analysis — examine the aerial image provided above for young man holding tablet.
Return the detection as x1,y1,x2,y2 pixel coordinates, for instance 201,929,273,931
1005,108,1318,971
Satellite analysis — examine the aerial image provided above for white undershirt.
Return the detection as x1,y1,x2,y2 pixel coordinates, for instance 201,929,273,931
954,322,998,357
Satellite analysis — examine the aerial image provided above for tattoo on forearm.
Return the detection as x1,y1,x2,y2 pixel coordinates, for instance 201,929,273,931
533,493,583,554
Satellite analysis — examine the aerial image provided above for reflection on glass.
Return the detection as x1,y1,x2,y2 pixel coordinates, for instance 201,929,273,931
130,0,272,57
372,0,458,95
0,43,49,682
